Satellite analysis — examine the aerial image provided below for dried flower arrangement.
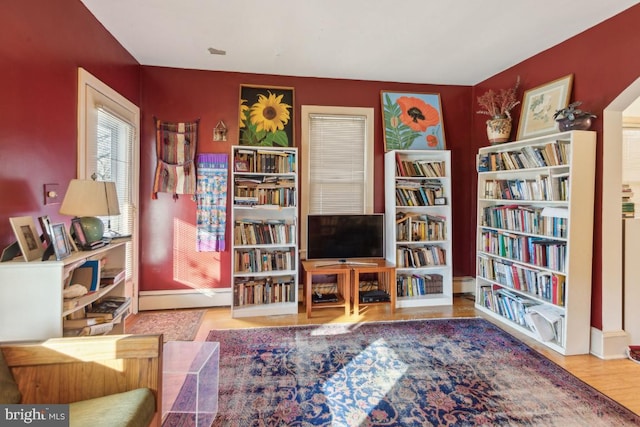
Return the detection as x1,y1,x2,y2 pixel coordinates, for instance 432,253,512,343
477,76,521,119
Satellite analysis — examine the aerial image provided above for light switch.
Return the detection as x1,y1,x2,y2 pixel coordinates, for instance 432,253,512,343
44,183,60,205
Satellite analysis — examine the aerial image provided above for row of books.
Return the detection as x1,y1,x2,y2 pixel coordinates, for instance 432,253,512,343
478,286,564,343
395,155,446,178
63,296,131,336
396,273,443,297
477,254,566,306
396,213,447,242
477,140,570,172
482,175,566,202
234,187,296,207
479,229,567,273
234,248,295,273
395,245,446,268
234,149,296,174
233,277,296,306
234,219,296,246
481,205,568,239
395,179,446,206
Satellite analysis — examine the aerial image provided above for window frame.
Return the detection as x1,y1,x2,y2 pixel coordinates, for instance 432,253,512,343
77,67,140,311
300,105,374,259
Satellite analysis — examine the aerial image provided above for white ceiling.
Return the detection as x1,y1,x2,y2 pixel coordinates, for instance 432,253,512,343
81,0,639,86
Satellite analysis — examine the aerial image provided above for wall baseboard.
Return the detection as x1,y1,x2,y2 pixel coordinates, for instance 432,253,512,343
138,289,231,311
453,276,475,295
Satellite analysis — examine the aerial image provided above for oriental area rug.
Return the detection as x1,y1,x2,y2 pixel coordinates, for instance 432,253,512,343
195,318,640,427
126,309,205,342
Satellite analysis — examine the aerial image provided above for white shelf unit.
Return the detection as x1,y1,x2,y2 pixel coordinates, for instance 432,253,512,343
384,150,453,308
0,239,131,341
474,130,596,355
230,145,299,318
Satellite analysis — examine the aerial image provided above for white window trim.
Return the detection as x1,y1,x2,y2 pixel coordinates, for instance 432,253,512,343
300,105,374,259
77,67,141,312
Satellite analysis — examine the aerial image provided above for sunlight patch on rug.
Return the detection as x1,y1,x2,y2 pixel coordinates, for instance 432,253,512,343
323,337,407,425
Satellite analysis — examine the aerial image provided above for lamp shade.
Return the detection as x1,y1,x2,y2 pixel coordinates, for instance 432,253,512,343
60,179,120,244
60,179,120,217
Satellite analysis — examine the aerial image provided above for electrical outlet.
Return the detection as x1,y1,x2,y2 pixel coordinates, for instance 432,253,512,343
44,183,60,205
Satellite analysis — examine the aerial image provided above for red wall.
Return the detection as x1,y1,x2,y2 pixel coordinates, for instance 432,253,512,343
0,0,139,246
139,67,471,290
471,5,640,329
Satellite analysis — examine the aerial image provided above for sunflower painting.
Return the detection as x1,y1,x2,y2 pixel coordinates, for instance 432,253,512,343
239,85,294,146
381,91,446,151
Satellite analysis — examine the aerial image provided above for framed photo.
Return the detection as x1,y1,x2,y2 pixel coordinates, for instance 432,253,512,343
9,216,44,262
516,74,573,140
50,223,72,260
38,215,53,246
381,91,446,151
235,159,249,172
239,85,294,147
71,217,88,248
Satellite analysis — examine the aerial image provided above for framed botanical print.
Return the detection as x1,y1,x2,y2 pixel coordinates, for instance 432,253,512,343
381,91,446,151
239,85,294,147
517,74,573,140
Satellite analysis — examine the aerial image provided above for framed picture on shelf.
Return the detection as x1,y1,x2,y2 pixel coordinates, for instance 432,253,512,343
239,84,294,147
9,216,44,262
71,217,88,248
50,223,72,260
38,215,53,246
516,74,573,140
381,91,446,151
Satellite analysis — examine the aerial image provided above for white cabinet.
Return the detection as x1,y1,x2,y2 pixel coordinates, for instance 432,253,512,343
475,130,596,355
230,146,298,318
384,150,453,308
0,239,131,341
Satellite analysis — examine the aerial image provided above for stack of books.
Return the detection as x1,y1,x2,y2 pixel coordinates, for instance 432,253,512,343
86,296,131,321
623,184,635,218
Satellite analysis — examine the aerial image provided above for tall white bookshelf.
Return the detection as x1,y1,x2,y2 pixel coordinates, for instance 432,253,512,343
475,130,595,355
384,150,453,308
230,145,298,318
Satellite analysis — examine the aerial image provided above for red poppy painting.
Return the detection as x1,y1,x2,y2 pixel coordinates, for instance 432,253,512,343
381,91,446,151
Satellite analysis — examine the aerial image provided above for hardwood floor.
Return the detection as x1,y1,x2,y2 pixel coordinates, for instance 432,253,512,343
193,295,640,416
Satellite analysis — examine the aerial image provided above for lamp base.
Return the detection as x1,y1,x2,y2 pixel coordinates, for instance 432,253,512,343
78,216,105,244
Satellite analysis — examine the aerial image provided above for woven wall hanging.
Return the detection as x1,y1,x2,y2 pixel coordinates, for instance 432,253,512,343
152,118,199,200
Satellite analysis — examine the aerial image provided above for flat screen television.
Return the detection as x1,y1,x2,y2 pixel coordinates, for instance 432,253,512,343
307,214,385,262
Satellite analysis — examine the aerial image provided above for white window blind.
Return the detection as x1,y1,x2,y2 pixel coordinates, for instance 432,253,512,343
308,114,367,214
94,106,135,238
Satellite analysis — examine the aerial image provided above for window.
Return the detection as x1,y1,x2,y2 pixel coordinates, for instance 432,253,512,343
77,68,140,300
300,105,374,258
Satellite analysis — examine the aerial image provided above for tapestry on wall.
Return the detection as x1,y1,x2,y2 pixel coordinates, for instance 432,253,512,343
195,153,228,252
152,118,199,200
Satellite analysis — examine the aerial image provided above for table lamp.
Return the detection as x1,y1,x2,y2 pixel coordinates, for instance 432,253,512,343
59,179,120,244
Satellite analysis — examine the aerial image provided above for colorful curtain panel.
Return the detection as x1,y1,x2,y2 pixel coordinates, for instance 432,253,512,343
196,153,228,252
152,118,199,200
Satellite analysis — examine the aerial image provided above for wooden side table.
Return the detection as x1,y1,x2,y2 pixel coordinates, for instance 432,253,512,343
301,260,351,318
351,260,396,315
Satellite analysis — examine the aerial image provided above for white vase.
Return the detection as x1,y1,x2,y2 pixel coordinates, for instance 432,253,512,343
486,117,512,145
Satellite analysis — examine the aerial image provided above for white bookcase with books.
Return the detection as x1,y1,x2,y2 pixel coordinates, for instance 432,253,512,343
230,145,298,318
474,130,596,355
384,150,453,308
